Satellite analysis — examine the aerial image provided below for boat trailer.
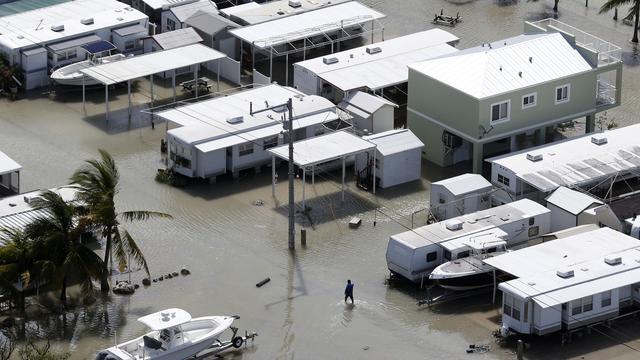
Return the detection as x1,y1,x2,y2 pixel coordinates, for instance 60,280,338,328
432,9,462,27
193,325,258,359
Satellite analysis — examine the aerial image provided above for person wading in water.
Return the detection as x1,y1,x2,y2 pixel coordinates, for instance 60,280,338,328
344,280,354,304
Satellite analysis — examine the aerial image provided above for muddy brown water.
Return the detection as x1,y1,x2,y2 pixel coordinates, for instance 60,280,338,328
2,0,640,359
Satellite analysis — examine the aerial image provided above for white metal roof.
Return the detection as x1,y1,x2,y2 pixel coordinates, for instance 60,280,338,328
487,124,640,193
140,0,199,10
409,33,593,99
362,129,423,157
80,43,224,85
149,27,202,50
226,0,350,25
500,245,640,308
0,187,77,233
269,131,375,167
229,1,385,49
219,2,261,18
169,0,217,22
545,186,603,215
485,227,640,278
160,85,338,148
113,24,147,37
185,10,238,35
0,0,148,51
431,173,492,197
338,91,397,119
0,150,21,176
390,199,549,250
296,29,458,92
138,308,192,330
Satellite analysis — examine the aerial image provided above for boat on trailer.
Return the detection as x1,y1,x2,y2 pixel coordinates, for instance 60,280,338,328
96,308,256,360
51,40,126,86
429,237,509,291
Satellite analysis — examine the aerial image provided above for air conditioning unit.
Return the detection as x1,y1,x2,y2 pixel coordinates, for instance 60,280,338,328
604,255,622,265
556,268,574,278
81,18,94,25
526,153,543,162
50,24,65,32
288,0,302,8
591,134,608,145
445,219,463,231
226,116,243,124
441,131,462,149
322,57,338,65
365,46,382,55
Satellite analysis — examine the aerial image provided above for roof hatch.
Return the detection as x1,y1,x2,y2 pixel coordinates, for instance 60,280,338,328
591,134,608,145
556,268,574,278
526,153,543,162
604,255,622,265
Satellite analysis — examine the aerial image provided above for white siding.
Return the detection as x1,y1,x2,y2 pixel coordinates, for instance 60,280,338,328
196,149,225,178
293,64,320,95
377,149,421,188
547,203,577,232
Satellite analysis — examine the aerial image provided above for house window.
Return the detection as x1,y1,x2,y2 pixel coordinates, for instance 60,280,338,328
528,226,539,238
67,49,77,60
166,18,176,31
503,293,521,321
125,40,136,51
314,127,325,136
238,143,254,156
529,218,535,226
443,250,452,261
555,84,570,104
490,100,510,124
572,301,582,315
439,194,446,204
522,93,537,109
456,250,470,259
426,251,437,262
504,293,513,318
263,136,279,150
601,290,612,307
572,296,593,315
497,174,510,187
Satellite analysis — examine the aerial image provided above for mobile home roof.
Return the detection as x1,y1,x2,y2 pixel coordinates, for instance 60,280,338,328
431,173,492,197
0,0,148,51
487,124,640,193
226,0,350,25
362,129,424,157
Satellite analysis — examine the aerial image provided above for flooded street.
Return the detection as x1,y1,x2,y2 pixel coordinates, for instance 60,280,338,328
2,0,640,359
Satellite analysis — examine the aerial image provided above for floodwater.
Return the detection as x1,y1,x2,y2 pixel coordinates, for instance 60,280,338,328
2,0,640,359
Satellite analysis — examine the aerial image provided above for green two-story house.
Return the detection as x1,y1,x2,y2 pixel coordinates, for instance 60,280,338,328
407,19,622,174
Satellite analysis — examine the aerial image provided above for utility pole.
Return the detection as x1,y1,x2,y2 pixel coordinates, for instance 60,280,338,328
287,98,295,250
250,98,296,250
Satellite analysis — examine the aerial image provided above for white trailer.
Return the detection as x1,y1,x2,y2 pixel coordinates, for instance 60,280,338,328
430,173,492,221
386,199,550,283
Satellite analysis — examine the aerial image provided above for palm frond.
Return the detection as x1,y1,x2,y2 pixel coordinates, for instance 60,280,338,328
120,230,150,277
120,210,172,222
599,0,633,14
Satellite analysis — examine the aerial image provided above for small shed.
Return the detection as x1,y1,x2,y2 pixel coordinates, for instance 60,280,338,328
429,173,492,221
112,24,148,55
338,91,397,135
356,129,423,189
545,187,604,232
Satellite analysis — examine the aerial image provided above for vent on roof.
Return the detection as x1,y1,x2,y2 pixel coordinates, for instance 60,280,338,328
445,219,463,231
50,24,64,32
526,153,543,162
81,18,94,25
323,56,338,65
226,116,243,124
366,46,382,55
288,0,302,7
604,255,622,265
23,195,34,204
591,135,608,145
556,268,574,278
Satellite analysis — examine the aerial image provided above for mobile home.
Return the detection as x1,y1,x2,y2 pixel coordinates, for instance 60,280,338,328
386,199,550,282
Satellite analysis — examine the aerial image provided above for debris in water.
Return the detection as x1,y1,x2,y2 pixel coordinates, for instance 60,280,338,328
362,346,370,351
253,199,264,206
256,278,271,287
181,267,191,275
142,278,151,286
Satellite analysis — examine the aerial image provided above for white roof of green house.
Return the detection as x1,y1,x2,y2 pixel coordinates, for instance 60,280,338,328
0,0,147,51
295,29,458,92
409,33,593,99
487,124,640,193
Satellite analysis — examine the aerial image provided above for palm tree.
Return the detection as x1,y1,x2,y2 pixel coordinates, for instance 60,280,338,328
70,150,171,292
25,191,103,303
601,0,640,43
0,228,44,313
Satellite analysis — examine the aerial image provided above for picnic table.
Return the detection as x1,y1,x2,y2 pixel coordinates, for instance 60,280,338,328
180,77,212,93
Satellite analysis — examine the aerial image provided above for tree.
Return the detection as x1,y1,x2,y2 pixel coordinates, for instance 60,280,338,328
554,0,560,12
601,0,640,43
25,191,103,303
70,150,171,292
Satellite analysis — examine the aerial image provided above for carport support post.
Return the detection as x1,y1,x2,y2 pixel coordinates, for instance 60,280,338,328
371,20,375,43
341,156,346,202
217,59,221,92
127,80,132,122
194,66,199,98
492,269,497,304
312,165,315,184
271,155,276,198
269,50,273,80
105,85,109,121
287,97,295,250
372,148,376,194
285,53,289,86
302,167,306,210
172,69,176,102
150,74,154,107
82,75,86,113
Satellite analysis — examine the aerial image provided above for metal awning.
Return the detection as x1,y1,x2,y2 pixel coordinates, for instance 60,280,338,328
81,40,116,54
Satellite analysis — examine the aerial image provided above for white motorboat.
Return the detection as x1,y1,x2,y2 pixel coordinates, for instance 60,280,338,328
96,308,244,360
429,237,509,291
50,40,125,86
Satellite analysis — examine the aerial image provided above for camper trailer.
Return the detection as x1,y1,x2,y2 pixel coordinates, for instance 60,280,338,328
386,199,550,282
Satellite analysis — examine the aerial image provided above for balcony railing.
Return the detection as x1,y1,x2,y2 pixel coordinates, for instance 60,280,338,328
530,19,621,67
596,80,617,107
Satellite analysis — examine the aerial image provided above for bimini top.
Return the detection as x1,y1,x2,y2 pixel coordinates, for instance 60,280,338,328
487,124,640,193
138,308,192,330
81,40,117,55
229,1,385,50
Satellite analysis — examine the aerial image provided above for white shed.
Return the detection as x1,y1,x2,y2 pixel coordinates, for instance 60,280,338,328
0,150,21,196
430,173,492,221
545,187,604,232
356,129,423,189
338,91,397,135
